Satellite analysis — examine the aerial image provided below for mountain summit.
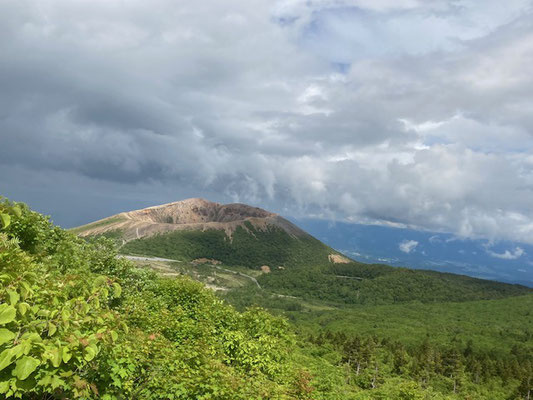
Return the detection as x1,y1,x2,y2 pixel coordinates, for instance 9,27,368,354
124,198,275,224
73,198,308,242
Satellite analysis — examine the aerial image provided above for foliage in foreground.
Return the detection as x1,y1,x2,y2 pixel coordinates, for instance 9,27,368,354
1,198,531,399
0,199,302,398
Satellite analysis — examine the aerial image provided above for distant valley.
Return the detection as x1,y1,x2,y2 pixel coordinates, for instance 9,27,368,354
294,218,533,288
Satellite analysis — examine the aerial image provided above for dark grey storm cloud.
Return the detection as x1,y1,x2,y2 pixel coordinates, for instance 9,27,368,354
2,0,533,244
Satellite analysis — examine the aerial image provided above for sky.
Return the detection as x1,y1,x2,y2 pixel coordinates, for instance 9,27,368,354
1,0,533,247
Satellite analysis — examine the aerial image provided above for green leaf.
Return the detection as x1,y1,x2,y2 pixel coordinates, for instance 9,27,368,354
37,375,51,387
93,276,107,288
61,308,71,323
0,349,13,372
20,340,32,356
7,290,19,306
50,375,65,389
84,346,96,362
15,376,36,391
47,322,57,337
20,332,41,343
13,356,39,380
0,304,16,325
0,213,10,229
12,206,21,218
0,380,9,394
110,330,118,342
112,283,122,298
50,348,62,368
19,282,31,299
18,303,29,316
62,347,72,363
10,344,24,359
0,329,15,346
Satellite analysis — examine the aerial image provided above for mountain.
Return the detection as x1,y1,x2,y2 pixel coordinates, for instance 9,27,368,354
72,198,296,239
72,198,346,268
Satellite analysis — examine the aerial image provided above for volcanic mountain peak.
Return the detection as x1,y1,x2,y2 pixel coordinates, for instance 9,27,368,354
124,198,276,225
73,198,305,242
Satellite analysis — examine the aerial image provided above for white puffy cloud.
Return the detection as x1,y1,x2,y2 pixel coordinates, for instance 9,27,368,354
486,247,525,260
399,240,419,254
1,0,533,244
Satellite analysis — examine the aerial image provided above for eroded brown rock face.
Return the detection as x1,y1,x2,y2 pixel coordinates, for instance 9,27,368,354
74,198,307,242
260,265,271,273
124,198,275,225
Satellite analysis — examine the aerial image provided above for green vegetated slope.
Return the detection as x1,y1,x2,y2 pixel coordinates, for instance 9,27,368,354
225,267,533,353
2,198,533,399
121,221,333,268
222,274,533,399
292,294,533,350
68,215,128,236
229,286,533,351
257,262,531,305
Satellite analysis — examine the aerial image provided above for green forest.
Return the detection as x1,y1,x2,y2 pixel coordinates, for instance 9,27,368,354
256,263,531,305
1,198,532,399
120,223,333,267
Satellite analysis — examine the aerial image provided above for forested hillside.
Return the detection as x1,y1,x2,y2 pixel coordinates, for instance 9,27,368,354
1,198,532,399
257,263,531,305
120,223,334,268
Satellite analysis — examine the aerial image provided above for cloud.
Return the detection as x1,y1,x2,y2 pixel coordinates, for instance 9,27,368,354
399,240,419,254
486,247,525,260
1,0,533,242
429,235,442,244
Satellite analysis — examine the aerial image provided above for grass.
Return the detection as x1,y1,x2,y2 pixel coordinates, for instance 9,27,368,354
69,215,127,235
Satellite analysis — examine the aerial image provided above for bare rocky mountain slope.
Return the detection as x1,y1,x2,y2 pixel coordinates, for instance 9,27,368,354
72,198,308,242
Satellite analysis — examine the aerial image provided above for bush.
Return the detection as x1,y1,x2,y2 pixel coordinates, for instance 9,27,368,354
0,199,300,399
